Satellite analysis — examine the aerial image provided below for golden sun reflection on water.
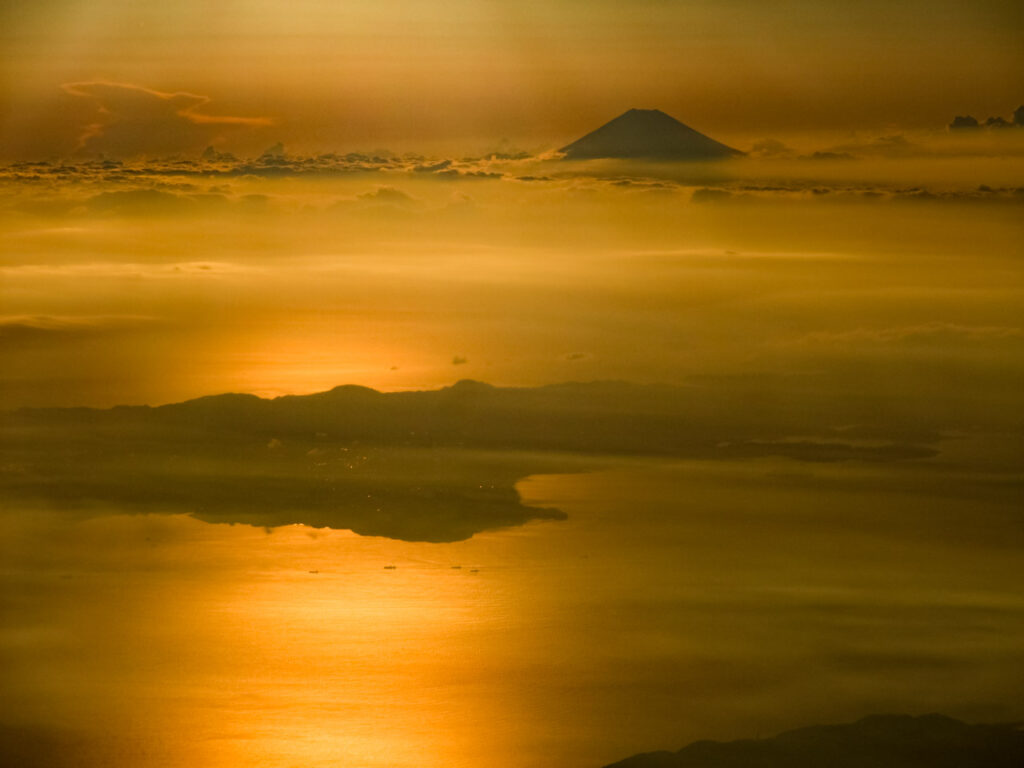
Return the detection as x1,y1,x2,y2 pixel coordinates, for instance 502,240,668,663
4,510,561,768
203,557,524,768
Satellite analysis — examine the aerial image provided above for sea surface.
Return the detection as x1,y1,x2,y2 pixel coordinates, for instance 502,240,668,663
3,456,1022,768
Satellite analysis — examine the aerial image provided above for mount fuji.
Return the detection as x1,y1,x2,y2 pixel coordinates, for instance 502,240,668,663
560,108,743,160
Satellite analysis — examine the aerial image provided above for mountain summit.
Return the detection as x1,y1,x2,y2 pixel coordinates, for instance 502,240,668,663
560,108,742,160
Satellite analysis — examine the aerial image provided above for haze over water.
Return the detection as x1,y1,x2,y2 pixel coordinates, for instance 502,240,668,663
2,2,1023,766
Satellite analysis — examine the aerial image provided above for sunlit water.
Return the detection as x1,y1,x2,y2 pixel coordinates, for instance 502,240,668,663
3,457,1022,768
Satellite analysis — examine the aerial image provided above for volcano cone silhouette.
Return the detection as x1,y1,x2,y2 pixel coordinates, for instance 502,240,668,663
561,108,742,160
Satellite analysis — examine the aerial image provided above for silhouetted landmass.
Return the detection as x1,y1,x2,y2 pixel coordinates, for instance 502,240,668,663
560,109,743,160
604,714,1024,768
1,381,940,541
6,380,938,463
0,427,567,543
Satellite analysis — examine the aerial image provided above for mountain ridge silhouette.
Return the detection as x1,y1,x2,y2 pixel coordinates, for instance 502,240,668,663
8,379,937,463
603,714,1024,768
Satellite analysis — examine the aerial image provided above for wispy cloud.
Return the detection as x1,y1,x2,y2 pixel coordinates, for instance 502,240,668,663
791,323,1024,347
59,81,274,156
0,314,160,344
0,261,258,280
61,81,274,128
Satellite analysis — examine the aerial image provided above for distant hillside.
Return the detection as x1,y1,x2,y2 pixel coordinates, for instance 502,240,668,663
561,109,743,160
1,381,938,541
7,379,935,463
604,714,1024,768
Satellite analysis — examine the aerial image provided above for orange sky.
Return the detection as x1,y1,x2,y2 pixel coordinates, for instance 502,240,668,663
1,0,1022,158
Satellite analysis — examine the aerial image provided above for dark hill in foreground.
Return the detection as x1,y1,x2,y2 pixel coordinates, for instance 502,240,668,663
604,714,1024,768
560,109,743,160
